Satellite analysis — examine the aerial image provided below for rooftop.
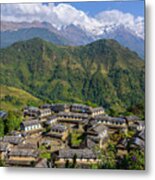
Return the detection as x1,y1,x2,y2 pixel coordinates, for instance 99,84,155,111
125,115,140,121
71,104,90,108
51,124,67,133
89,124,107,134
15,143,37,150
24,106,39,111
21,120,40,127
58,148,97,159
95,115,126,123
90,107,105,113
0,136,23,145
9,149,39,158
58,112,88,118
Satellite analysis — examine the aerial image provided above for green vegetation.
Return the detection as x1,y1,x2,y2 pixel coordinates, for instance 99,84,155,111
0,110,23,137
39,152,51,160
117,150,145,170
0,118,4,137
0,159,5,167
96,144,117,169
70,130,84,147
94,144,144,170
0,85,41,137
0,38,145,118
0,85,42,111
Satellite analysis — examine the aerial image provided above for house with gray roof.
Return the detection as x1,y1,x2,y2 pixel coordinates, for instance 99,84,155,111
45,116,58,126
89,107,105,117
7,148,39,166
51,104,70,113
39,108,51,118
92,115,127,129
20,120,42,132
124,115,140,125
0,136,24,145
70,104,92,114
57,148,99,164
46,124,68,141
24,106,51,118
58,112,88,121
86,124,108,148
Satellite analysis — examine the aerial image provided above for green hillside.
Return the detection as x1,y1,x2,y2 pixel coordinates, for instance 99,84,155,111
0,38,145,118
0,85,42,111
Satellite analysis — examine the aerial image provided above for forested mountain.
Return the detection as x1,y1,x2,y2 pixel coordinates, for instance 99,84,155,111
0,38,145,118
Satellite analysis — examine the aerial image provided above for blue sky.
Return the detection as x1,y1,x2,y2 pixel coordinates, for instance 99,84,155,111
54,1,144,17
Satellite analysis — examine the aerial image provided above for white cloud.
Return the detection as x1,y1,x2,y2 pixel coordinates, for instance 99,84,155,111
96,9,144,39
1,3,144,39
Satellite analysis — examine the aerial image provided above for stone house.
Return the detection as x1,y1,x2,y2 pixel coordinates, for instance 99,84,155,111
86,124,108,148
20,120,42,132
47,124,68,141
56,148,98,164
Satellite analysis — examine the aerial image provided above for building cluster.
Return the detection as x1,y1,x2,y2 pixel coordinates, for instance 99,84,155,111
0,103,145,168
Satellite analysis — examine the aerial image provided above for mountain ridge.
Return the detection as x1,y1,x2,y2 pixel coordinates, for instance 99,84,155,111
1,21,144,59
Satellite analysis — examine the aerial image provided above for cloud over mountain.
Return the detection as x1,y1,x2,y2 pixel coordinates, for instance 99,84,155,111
1,3,144,39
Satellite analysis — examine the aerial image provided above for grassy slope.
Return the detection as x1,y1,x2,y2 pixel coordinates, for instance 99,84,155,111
0,85,42,111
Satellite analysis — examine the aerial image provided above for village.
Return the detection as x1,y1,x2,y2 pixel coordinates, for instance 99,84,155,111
0,103,145,168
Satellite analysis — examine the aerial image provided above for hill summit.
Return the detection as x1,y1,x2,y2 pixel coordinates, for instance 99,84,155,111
0,38,145,117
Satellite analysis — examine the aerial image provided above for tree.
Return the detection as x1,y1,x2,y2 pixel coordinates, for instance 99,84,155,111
65,160,70,168
0,118,4,137
117,150,145,170
72,154,77,168
95,144,117,169
0,159,5,167
4,111,22,134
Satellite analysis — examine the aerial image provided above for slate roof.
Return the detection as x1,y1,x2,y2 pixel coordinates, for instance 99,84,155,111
9,149,39,158
90,107,105,113
135,121,145,127
21,120,40,127
0,136,23,145
95,116,126,123
71,104,90,109
16,143,37,150
39,104,52,109
51,104,70,109
125,115,140,121
58,112,88,118
91,124,107,133
47,116,58,120
39,108,51,113
58,148,97,159
51,124,67,133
